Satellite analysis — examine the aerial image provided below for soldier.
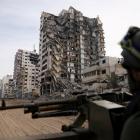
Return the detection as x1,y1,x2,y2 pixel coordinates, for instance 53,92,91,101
120,26,140,140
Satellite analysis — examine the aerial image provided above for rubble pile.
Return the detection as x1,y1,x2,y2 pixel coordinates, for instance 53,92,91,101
38,77,83,101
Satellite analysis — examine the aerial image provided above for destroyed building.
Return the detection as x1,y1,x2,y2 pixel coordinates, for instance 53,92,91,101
82,56,128,93
13,49,39,98
39,7,105,95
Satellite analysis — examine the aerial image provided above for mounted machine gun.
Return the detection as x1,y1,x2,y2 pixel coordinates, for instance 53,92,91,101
24,92,132,140
0,92,132,140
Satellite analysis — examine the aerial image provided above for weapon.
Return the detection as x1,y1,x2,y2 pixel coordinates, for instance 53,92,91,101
23,92,131,140
0,92,132,140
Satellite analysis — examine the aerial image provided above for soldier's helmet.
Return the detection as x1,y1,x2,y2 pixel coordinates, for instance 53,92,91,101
120,26,140,69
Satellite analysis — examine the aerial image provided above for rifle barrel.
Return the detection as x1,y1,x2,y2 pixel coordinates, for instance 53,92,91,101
0,104,24,110
24,105,64,114
32,110,78,119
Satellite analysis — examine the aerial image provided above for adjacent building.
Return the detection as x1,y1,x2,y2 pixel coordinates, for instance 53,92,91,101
39,7,105,94
82,56,128,92
0,79,2,97
13,49,39,98
1,75,14,98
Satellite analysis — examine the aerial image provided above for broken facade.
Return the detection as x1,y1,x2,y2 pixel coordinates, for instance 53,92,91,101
13,49,39,98
82,56,128,92
39,7,105,94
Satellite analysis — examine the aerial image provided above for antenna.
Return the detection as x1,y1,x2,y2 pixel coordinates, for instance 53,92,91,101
33,44,36,53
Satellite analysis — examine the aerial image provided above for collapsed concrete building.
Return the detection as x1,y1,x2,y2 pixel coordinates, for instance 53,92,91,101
39,7,105,95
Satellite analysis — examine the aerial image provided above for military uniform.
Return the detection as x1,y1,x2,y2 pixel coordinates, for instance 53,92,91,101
120,26,140,140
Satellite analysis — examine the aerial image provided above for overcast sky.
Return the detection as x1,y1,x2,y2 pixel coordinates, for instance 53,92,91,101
0,0,140,78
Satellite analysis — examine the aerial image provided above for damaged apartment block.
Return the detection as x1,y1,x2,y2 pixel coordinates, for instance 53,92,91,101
39,7,105,95
13,49,39,98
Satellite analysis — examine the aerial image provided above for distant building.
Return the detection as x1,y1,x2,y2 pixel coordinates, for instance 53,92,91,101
13,49,39,98
39,7,105,94
8,79,15,98
1,75,13,98
82,56,128,92
0,79,2,97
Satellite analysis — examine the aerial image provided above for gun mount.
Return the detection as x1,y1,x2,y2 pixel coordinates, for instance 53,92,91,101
0,92,132,140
